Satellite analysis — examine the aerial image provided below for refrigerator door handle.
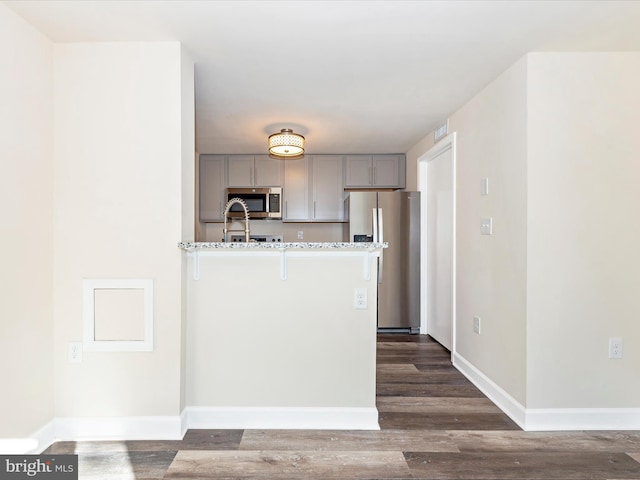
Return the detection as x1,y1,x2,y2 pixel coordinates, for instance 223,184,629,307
372,208,379,242
377,207,384,284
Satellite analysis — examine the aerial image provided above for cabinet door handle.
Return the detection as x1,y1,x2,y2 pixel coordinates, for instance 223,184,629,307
369,166,373,185
253,167,257,185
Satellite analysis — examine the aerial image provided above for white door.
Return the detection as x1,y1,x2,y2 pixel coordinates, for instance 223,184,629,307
419,134,455,351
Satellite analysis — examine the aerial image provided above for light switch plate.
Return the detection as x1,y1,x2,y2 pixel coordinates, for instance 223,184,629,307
481,177,489,196
473,316,481,334
68,342,82,363
481,218,493,235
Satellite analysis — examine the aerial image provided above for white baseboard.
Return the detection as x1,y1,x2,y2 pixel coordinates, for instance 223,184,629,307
0,419,56,454
32,419,57,453
16,416,184,453
9,407,378,453
52,415,184,443
453,351,640,431
525,408,640,431
180,408,189,437
453,352,527,428
184,406,380,430
0,438,41,454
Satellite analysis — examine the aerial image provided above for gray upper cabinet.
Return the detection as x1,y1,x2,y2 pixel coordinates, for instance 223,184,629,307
283,155,346,222
311,155,345,222
345,154,406,188
199,154,226,222
200,153,399,224
227,154,283,187
283,157,310,221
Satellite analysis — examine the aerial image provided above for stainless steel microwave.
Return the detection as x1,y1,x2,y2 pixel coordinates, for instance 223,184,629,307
225,187,282,219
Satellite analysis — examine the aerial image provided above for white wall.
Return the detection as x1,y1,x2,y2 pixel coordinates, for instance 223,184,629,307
406,133,435,192
0,3,54,439
181,47,195,243
409,52,640,425
526,53,640,408
449,57,529,406
180,45,195,413
52,42,190,418
405,59,530,409
186,254,378,408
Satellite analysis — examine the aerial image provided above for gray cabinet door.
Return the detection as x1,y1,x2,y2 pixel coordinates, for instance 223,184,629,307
227,155,255,186
254,155,283,186
283,157,310,221
199,155,226,222
227,155,283,187
345,154,406,188
373,155,405,188
312,155,345,221
345,155,372,187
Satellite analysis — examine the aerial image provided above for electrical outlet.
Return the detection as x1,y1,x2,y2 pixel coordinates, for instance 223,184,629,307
354,288,367,309
297,230,304,240
609,337,623,359
473,316,481,334
68,342,82,363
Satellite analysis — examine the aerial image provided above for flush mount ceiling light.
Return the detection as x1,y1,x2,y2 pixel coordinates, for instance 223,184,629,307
268,128,305,160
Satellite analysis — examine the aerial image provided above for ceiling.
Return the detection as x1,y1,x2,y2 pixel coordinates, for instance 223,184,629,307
6,1,640,155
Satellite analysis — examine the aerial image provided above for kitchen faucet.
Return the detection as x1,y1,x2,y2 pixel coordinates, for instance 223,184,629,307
223,198,250,242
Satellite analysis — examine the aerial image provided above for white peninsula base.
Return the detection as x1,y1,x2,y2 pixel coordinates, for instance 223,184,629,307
180,242,385,430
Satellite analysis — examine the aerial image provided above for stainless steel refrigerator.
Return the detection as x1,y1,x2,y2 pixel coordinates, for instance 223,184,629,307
347,191,420,332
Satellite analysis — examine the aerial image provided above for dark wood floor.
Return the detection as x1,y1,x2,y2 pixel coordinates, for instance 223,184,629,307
45,334,640,479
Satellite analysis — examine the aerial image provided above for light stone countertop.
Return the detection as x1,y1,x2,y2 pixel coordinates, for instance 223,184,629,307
179,241,388,251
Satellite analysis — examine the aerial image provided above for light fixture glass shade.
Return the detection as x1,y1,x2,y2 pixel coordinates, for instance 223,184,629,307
268,128,305,159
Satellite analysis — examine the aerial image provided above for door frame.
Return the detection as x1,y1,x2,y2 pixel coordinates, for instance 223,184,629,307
417,132,456,354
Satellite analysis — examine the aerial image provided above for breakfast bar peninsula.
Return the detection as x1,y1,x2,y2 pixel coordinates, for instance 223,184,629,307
179,241,386,430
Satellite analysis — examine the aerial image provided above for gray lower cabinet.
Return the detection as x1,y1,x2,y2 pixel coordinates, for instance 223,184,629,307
283,155,346,222
199,154,226,222
345,154,406,188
